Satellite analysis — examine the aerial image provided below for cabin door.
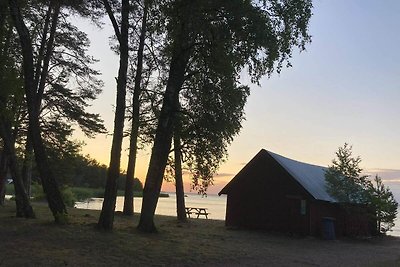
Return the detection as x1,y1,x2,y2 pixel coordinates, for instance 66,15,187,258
287,198,308,235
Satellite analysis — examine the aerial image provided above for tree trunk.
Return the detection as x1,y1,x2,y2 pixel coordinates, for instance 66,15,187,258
19,4,54,199
123,1,149,216
8,0,67,222
21,136,33,197
174,117,186,222
9,150,35,218
0,121,34,218
138,12,191,232
97,0,130,230
0,151,8,206
0,4,9,207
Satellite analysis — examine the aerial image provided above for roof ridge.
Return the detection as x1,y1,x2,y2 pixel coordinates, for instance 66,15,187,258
265,149,326,169
265,150,336,203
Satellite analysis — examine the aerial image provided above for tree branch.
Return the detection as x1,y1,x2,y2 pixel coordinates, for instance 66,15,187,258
103,0,121,43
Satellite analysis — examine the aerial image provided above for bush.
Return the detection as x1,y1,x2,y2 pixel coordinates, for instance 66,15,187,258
31,184,77,207
31,183,46,201
5,184,15,195
61,186,77,207
70,187,92,201
92,188,105,198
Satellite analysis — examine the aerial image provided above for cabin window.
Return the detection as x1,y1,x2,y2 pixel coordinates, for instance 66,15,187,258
300,200,306,215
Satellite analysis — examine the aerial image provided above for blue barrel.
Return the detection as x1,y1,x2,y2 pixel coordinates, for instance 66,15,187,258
322,217,336,240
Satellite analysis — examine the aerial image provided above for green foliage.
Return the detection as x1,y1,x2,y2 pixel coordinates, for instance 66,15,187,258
61,186,77,208
69,155,108,188
30,182,77,209
326,144,398,234
160,0,313,194
69,187,94,201
132,177,144,192
325,143,369,203
5,183,13,195
367,175,398,234
2,0,106,147
182,85,250,194
44,139,84,186
31,182,46,201
54,211,69,224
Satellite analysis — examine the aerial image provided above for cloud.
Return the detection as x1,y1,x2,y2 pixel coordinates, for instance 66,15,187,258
364,168,400,182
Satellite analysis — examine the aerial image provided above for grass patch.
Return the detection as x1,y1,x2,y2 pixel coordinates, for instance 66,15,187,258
1,200,400,266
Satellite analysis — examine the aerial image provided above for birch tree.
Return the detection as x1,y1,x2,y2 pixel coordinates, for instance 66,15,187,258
138,0,313,232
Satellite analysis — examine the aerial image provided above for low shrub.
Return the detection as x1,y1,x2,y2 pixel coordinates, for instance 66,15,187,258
61,186,77,207
70,187,92,201
31,183,46,201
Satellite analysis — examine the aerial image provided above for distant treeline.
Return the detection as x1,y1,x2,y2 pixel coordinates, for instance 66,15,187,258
30,153,143,192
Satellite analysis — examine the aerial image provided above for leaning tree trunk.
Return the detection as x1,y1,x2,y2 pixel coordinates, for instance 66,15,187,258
8,0,67,222
0,120,34,218
8,150,35,218
174,118,186,222
137,17,191,232
97,0,130,230
0,150,8,206
123,1,149,216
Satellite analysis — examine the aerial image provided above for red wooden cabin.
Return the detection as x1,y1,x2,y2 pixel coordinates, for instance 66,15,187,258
219,149,374,237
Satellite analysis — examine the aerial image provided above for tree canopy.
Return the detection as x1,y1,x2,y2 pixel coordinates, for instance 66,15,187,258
6,0,106,222
368,175,398,234
138,0,314,232
325,143,370,204
325,144,398,235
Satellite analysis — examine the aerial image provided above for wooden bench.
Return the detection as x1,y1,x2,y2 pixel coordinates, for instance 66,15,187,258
185,207,209,219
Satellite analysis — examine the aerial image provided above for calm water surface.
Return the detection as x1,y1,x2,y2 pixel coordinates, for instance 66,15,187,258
75,193,227,220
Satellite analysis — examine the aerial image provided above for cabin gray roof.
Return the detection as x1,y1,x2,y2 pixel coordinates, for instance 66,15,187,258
266,150,337,203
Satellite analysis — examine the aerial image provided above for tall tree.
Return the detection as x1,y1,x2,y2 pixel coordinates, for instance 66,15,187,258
368,175,398,234
19,1,105,197
8,0,105,222
325,143,370,203
138,0,193,232
8,0,67,222
138,0,313,232
0,3,34,217
123,0,151,216
325,144,398,235
168,72,249,219
98,0,130,230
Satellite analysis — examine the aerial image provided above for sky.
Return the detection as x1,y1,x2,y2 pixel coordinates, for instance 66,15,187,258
73,0,400,196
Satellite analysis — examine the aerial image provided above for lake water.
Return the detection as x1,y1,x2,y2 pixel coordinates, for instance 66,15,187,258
74,193,227,220
74,192,400,237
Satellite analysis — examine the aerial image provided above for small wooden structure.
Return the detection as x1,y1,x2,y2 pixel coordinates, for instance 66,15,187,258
219,149,374,237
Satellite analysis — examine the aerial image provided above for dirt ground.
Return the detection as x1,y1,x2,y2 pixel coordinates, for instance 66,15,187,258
1,201,400,266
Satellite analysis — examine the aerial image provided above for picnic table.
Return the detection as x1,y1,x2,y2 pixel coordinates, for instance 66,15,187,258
185,207,209,219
